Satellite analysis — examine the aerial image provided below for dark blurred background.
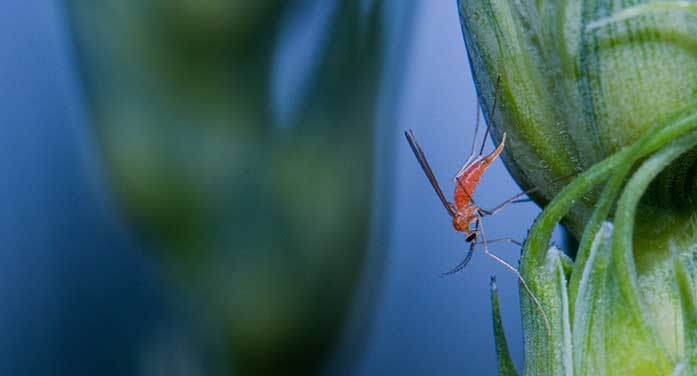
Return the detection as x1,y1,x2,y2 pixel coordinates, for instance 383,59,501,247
0,1,561,375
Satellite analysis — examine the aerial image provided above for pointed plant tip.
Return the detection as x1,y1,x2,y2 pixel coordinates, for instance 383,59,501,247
490,273,520,376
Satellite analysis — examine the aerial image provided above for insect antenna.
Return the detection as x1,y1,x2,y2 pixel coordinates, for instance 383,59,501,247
405,130,456,217
440,240,476,276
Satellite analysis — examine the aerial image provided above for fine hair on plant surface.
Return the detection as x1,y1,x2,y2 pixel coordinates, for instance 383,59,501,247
457,0,697,374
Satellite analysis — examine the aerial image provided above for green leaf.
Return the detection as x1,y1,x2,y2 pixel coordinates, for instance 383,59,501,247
520,246,573,376
570,103,697,316
569,126,697,375
572,221,671,375
572,222,613,375
671,242,697,374
490,277,520,376
460,0,697,237
519,108,697,375
611,125,697,368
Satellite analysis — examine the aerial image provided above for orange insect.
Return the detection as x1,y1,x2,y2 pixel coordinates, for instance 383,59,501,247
404,80,551,333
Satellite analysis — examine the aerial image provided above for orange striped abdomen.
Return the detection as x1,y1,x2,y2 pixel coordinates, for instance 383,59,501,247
453,135,506,211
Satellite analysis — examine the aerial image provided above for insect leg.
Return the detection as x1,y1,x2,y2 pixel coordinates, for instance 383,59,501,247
469,101,482,163
477,75,501,156
484,238,523,247
479,172,578,217
478,191,531,216
479,220,551,335
453,76,502,182
454,101,482,181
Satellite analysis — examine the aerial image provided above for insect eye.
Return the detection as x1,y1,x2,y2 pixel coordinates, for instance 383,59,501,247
466,233,477,242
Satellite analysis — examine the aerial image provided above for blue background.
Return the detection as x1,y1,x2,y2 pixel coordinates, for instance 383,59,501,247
0,1,562,374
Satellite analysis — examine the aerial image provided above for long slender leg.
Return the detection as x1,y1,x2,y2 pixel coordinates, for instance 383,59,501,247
469,102,482,162
478,75,501,156
454,101,483,181
479,219,551,335
478,172,578,217
454,76,502,182
485,238,523,247
478,190,531,216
